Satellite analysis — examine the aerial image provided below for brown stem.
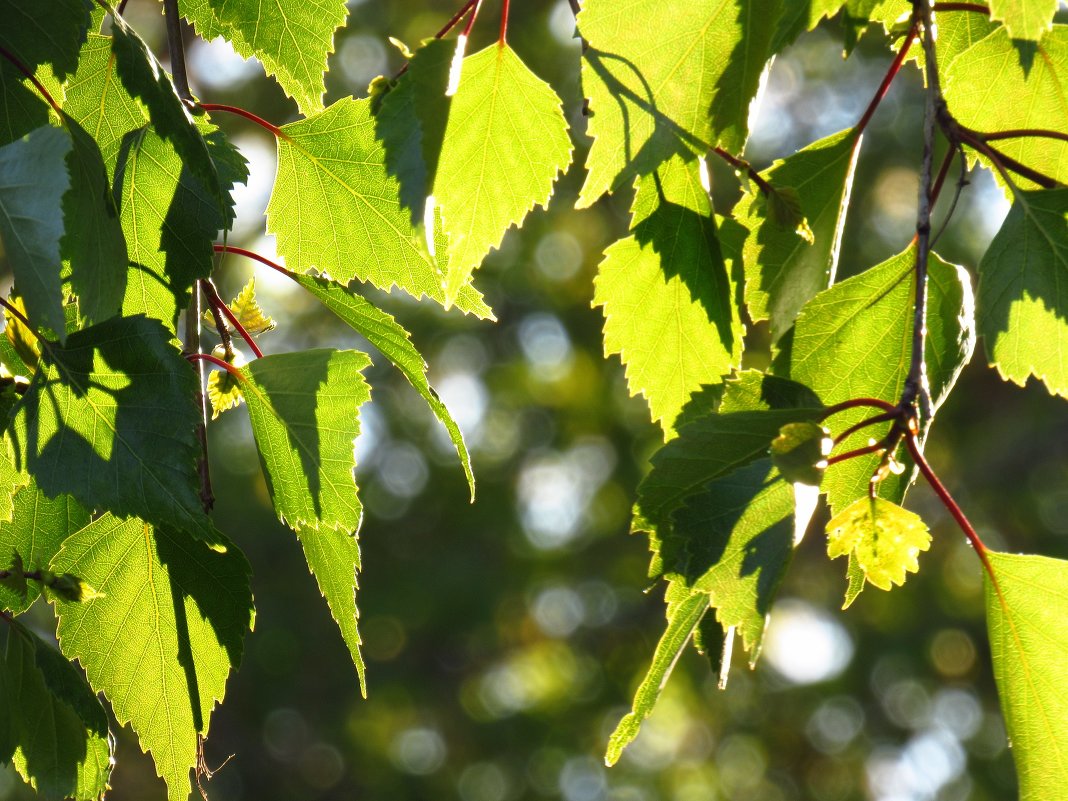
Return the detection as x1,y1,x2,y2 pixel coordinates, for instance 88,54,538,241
0,45,64,116
712,147,774,195
833,411,897,446
187,351,246,379
200,280,235,361
930,145,969,248
185,291,214,512
162,0,193,104
199,103,285,139
962,132,1061,189
201,278,265,359
394,0,481,79
214,244,291,277
568,0,581,14
979,128,1068,146
462,0,484,37
932,2,990,12
821,397,898,420
826,441,888,467
499,0,510,43
855,20,918,136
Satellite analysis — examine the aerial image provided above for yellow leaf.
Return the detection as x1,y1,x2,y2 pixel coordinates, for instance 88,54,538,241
827,496,931,594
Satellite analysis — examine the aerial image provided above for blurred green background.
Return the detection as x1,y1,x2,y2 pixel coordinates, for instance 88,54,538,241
7,2,1068,799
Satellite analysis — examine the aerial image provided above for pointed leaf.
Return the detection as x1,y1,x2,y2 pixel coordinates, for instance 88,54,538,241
773,245,976,514
593,156,742,437
977,188,1068,397
435,43,572,303
733,128,860,340
944,26,1068,189
990,0,1058,41
827,496,931,592
226,278,275,335
286,271,475,497
0,125,71,338
240,348,370,533
0,0,89,80
51,516,251,801
985,550,1068,799
9,315,213,540
577,0,780,206
2,621,111,801
179,0,348,116
0,478,89,613
605,591,707,766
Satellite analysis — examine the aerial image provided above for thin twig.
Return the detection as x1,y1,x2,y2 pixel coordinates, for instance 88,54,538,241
162,0,193,104
187,351,246,378
462,0,484,37
833,411,897,446
499,0,510,43
199,103,285,138
185,292,214,512
930,145,969,248
855,20,918,136
200,280,235,361
826,441,888,467
394,0,480,79
201,278,264,359
963,132,1061,188
568,0,581,14
0,297,41,342
712,147,774,194
979,128,1068,146
821,397,898,420
932,1,989,12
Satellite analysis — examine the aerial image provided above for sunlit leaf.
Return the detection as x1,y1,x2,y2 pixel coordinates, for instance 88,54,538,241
206,366,243,419
989,0,1058,41
977,188,1068,397
985,550,1068,800
51,515,253,801
226,278,275,335
593,156,742,437
827,496,931,594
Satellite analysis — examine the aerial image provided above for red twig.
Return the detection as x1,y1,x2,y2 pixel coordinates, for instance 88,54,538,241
201,279,264,359
214,245,291,278
199,103,285,139
0,45,64,117
833,411,897,446
932,2,990,12
712,147,774,194
822,397,898,420
395,0,481,78
855,20,918,136
826,441,888,467
499,0,510,44
462,0,484,37
186,351,246,380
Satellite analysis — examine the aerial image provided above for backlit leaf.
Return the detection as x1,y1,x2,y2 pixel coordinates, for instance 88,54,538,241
179,0,348,116
989,0,1058,41
207,367,243,419
593,156,742,437
985,550,1068,799
977,188,1068,397
226,278,275,335
51,515,253,801
734,128,860,341
435,42,571,305
577,0,780,206
827,496,931,593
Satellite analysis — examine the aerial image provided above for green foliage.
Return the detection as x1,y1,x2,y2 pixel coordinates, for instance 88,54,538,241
1,2,1068,798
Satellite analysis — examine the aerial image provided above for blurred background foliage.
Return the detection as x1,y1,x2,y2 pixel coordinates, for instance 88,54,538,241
6,1,1068,800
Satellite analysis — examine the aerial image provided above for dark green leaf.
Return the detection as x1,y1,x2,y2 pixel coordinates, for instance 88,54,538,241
0,61,50,149
770,421,831,486
0,0,90,81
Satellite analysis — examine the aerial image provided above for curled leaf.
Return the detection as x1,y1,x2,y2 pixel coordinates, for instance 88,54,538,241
827,496,931,596
770,421,831,486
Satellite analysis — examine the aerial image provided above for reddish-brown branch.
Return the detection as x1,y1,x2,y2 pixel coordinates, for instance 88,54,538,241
0,45,64,117
201,279,264,359
979,128,1068,146
463,0,484,37
199,103,285,139
395,0,481,78
499,0,511,43
962,132,1061,189
822,397,898,420
186,351,246,380
932,2,990,12
855,20,918,136
214,244,292,278
826,441,888,467
712,147,774,195
929,146,956,205
833,411,897,446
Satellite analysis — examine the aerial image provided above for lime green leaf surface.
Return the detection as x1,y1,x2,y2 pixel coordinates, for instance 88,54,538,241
774,245,975,514
770,421,831,486
577,0,778,206
207,367,243,419
269,98,445,303
985,550,1068,800
179,0,348,116
435,43,572,304
593,156,742,437
62,33,148,176
0,478,88,614
0,62,49,149
287,271,475,498
977,188,1068,397
60,114,127,327
0,126,71,338
605,591,707,766
109,13,221,199
2,621,111,801
635,372,824,532
240,348,371,533
0,0,89,81
51,515,253,801
226,278,275,335
944,25,1068,189
989,0,1058,41
734,128,860,340
9,315,212,539
827,496,931,593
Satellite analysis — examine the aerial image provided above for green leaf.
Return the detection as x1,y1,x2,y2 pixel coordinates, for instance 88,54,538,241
733,128,860,340
9,315,213,540
827,496,931,593
0,61,50,149
989,0,1058,41
605,591,707,766
62,33,149,176
773,245,976,514
51,515,253,801
770,1,846,54
60,114,127,327
286,271,475,498
770,421,831,486
0,477,89,613
977,188,1068,397
434,43,572,305
593,156,742,437
0,125,71,338
577,0,780,206
944,25,1068,189
225,278,275,336
0,0,89,81
114,126,240,328
109,12,221,200
240,348,371,533
985,550,1068,799
238,349,371,681
1,621,111,801
179,0,348,116
660,458,808,657
635,371,824,532
207,367,243,419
